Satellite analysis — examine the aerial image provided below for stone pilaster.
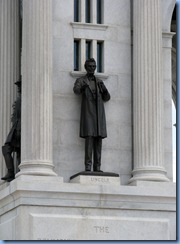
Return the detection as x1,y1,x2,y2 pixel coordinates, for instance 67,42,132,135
0,0,20,177
130,0,169,182
17,0,57,176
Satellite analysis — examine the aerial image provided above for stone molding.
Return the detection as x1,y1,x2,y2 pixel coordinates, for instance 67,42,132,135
71,22,108,31
70,71,109,79
0,176,176,215
162,31,176,48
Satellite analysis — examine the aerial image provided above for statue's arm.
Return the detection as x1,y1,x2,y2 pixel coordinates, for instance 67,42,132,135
73,78,88,95
73,79,83,95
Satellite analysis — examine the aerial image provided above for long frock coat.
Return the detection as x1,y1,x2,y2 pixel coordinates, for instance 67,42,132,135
73,75,110,138
5,96,21,148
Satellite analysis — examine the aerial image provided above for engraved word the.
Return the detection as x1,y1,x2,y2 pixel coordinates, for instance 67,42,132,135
94,226,110,234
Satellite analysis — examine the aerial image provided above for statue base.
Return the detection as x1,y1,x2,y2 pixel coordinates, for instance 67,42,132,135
70,171,120,185
0,175,176,240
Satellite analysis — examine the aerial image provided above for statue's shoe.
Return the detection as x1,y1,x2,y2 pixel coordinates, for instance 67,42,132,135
93,167,103,172
1,171,15,181
85,166,91,171
6,176,15,182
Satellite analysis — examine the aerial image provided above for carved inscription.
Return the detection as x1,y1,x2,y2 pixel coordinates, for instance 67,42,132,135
90,177,110,183
37,238,70,240
94,226,110,234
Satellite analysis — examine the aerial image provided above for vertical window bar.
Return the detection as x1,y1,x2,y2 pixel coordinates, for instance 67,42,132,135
97,0,102,24
74,0,79,22
86,40,92,60
74,40,80,71
97,42,103,73
85,0,91,23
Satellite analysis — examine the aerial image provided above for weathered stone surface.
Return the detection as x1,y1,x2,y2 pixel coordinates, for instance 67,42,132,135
0,176,176,240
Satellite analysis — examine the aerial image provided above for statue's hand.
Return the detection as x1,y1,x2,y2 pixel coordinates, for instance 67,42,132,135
81,82,89,91
99,82,107,93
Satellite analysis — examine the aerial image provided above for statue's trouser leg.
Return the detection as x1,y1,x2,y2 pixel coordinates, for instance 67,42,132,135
93,137,102,171
1,144,15,180
16,147,21,169
85,137,93,171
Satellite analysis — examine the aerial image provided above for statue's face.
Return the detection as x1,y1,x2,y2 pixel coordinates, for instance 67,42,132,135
85,62,96,75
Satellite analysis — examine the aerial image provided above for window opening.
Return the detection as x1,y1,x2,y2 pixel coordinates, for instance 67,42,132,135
74,0,80,22
97,0,102,24
85,0,91,23
86,40,92,60
97,42,103,72
74,40,80,71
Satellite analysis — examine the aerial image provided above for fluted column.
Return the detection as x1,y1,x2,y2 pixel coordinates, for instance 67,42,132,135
130,0,169,182
17,0,57,176
0,0,20,178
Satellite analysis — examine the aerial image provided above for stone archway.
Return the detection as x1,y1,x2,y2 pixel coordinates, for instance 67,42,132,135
161,0,176,107
161,0,176,32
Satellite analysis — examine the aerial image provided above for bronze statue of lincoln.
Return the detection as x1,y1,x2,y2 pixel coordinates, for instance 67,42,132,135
73,58,110,172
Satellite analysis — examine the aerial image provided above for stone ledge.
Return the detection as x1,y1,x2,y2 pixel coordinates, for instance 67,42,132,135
70,71,109,79
70,22,108,31
0,175,176,217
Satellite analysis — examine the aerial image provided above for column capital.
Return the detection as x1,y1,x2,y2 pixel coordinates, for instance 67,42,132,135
162,31,176,48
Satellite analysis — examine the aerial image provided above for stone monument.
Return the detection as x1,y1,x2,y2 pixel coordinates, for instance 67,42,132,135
0,0,176,240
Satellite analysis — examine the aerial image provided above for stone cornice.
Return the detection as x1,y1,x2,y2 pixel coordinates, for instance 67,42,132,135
70,22,108,31
70,71,109,79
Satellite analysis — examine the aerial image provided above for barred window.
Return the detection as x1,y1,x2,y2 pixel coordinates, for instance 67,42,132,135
74,0,104,24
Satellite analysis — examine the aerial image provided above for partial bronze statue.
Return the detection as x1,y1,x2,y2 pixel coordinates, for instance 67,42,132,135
1,80,21,182
73,58,110,172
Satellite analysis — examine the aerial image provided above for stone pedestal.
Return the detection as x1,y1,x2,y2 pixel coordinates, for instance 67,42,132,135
70,175,120,185
70,171,120,185
0,176,176,240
